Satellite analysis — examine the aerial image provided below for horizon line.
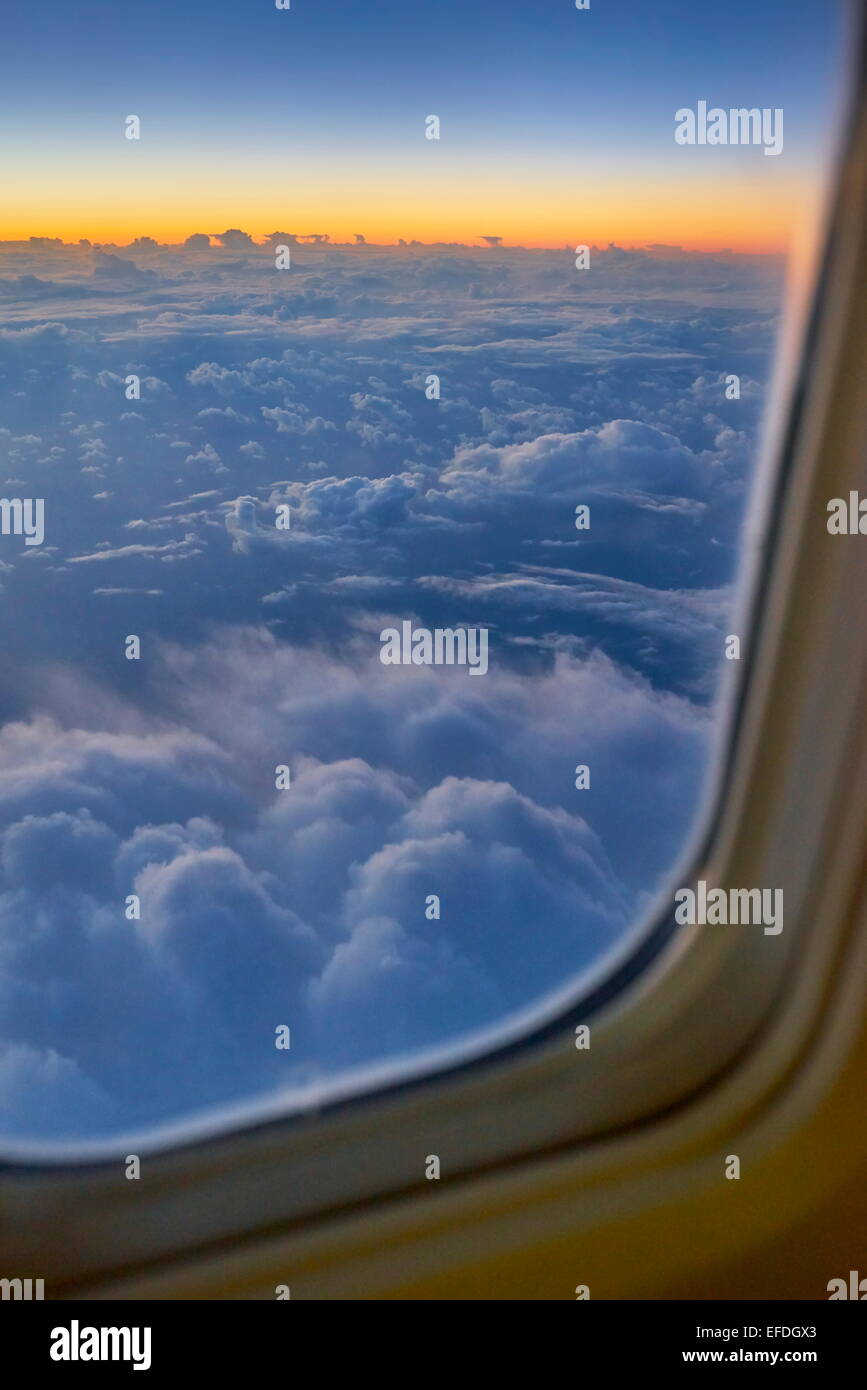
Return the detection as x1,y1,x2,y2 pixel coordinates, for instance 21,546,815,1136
1,234,787,257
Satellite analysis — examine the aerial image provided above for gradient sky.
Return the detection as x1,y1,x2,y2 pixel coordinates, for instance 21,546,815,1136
0,0,849,250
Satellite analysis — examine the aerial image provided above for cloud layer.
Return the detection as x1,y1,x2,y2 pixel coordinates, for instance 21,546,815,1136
0,241,781,1141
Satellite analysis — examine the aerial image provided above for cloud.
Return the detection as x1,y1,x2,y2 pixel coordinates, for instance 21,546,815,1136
437,420,710,505
69,537,201,564
0,239,780,1142
0,628,709,1137
90,251,159,286
211,229,257,249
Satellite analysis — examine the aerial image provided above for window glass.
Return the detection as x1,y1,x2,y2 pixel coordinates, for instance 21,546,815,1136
0,0,847,1145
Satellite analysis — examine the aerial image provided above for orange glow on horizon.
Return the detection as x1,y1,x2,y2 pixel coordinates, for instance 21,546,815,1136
0,231,792,255
0,166,814,258
0,222,795,257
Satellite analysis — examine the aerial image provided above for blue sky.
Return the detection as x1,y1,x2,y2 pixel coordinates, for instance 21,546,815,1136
0,0,846,246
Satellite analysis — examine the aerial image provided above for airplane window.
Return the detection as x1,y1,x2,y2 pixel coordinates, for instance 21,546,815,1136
0,0,848,1147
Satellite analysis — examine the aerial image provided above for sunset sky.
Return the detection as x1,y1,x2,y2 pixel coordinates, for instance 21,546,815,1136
0,0,846,251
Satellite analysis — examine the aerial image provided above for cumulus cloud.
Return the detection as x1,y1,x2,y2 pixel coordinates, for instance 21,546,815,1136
211,229,256,249
438,419,709,503
0,630,709,1138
